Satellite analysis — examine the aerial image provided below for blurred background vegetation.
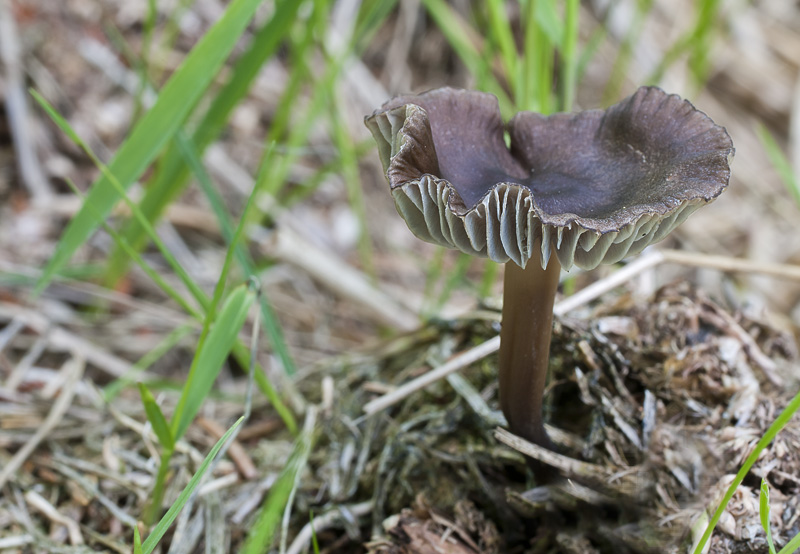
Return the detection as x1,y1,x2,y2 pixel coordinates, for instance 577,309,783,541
1,0,799,552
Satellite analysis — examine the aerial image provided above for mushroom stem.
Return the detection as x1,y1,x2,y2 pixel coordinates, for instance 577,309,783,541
498,253,561,481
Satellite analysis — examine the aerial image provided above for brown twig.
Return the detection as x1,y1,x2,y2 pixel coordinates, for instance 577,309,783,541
660,249,800,281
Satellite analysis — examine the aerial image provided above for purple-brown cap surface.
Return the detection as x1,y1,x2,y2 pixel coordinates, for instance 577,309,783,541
365,87,734,270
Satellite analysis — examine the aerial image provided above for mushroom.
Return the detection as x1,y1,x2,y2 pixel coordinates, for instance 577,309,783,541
365,87,733,482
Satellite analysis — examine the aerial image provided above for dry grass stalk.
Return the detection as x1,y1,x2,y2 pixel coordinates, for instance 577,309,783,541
0,354,84,489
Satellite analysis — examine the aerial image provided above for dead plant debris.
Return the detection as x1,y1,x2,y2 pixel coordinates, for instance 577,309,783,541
0,276,798,552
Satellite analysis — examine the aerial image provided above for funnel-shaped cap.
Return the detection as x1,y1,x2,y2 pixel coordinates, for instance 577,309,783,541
365,87,733,270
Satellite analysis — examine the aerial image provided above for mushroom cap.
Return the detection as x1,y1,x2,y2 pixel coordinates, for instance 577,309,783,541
365,87,734,270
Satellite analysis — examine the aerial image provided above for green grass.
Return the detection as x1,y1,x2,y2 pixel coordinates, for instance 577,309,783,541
602,0,654,105
141,416,245,553
241,409,317,554
133,526,142,554
105,0,304,288
647,0,724,90
33,10,290,542
310,511,321,554
692,390,800,554
103,323,195,402
32,90,208,316
36,0,266,294
760,478,778,554
34,87,297,428
31,0,390,547
758,124,800,208
422,0,513,116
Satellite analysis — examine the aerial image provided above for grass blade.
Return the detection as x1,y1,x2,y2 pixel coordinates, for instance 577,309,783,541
176,134,298,380
352,0,399,51
169,134,276,440
133,526,143,554
576,26,606,89
534,0,563,47
560,0,579,112
230,341,298,435
171,283,255,440
757,124,800,208
520,0,554,113
31,90,208,315
693,389,800,553
778,532,800,554
420,0,512,115
254,4,337,200
760,478,777,554
603,0,653,104
174,136,298,433
646,0,721,89
35,0,265,294
241,409,316,554
138,383,175,451
106,0,303,286
310,511,321,554
485,0,518,97
686,0,722,87
154,0,198,85
37,92,298,435
104,323,195,402
254,0,396,204
141,416,245,553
